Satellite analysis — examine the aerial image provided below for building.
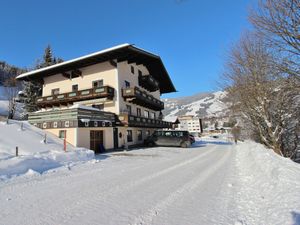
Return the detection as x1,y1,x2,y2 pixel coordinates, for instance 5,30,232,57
16,44,176,153
176,115,203,134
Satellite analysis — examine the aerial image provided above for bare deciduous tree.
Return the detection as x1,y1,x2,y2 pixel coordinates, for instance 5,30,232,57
250,0,300,77
223,33,299,157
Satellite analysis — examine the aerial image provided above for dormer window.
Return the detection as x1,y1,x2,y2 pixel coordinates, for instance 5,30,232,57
131,66,135,74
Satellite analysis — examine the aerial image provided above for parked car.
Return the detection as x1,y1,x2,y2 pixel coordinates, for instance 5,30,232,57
189,134,195,144
145,130,191,148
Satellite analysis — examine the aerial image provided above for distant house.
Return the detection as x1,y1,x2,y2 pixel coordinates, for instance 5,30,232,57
16,44,176,153
176,115,203,134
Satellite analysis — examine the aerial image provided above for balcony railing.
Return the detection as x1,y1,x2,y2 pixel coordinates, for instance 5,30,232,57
122,87,164,111
138,74,159,92
28,107,116,129
119,113,172,128
36,86,114,107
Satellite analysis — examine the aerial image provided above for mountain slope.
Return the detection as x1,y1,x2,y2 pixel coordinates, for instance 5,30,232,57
163,91,231,121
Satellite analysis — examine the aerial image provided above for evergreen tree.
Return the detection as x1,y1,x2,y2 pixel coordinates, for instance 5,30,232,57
43,45,53,67
20,81,41,114
21,45,63,115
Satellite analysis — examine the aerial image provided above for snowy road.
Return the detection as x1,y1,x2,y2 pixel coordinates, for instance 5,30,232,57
0,142,237,225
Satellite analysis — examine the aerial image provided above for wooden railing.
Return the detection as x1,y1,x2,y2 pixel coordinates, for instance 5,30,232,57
138,74,159,92
119,113,172,128
36,86,114,107
122,87,164,111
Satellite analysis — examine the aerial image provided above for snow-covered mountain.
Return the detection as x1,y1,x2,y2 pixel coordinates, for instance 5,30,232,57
162,91,231,121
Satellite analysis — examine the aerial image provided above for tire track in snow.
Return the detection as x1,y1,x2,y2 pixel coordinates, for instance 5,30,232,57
0,146,221,225
130,146,232,225
43,146,219,224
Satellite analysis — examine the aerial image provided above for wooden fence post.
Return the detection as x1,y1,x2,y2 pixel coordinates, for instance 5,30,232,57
43,133,47,144
16,146,18,157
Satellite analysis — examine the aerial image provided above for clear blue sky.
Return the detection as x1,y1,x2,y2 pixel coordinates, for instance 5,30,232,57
0,0,254,98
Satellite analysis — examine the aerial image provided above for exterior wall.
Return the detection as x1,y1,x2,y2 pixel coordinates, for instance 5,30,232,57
177,117,202,133
117,61,161,118
39,60,166,151
42,62,119,114
117,126,155,148
46,128,77,146
41,60,162,117
47,127,114,150
76,127,114,150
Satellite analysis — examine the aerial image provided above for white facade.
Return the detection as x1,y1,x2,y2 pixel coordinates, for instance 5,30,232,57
177,116,202,133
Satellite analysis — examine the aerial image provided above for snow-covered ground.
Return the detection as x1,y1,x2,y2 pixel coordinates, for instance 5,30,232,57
0,120,94,180
163,91,230,121
0,85,25,118
0,133,299,225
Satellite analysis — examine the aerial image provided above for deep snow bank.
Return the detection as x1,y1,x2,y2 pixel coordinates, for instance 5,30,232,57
0,120,94,180
234,141,300,225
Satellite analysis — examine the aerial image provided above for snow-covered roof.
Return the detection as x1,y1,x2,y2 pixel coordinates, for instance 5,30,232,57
16,43,131,80
16,43,176,94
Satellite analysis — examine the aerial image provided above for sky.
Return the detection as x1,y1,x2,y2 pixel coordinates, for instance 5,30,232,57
0,0,254,98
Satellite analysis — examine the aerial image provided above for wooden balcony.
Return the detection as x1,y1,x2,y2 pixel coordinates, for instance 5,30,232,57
118,113,172,128
36,86,114,107
122,87,164,111
28,107,116,129
138,74,159,92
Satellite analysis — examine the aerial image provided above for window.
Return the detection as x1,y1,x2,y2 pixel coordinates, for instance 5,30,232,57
137,108,141,117
137,130,142,141
150,112,155,119
138,70,142,76
164,131,172,137
59,130,66,139
144,110,149,118
92,104,104,110
131,66,135,74
125,80,130,88
93,80,103,88
127,130,133,142
146,130,150,137
126,105,132,115
51,88,59,95
72,84,78,92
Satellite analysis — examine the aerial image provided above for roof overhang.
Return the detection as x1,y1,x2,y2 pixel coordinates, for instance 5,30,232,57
16,44,176,94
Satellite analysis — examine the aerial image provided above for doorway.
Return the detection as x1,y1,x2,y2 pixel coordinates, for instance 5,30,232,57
113,128,118,149
90,130,104,154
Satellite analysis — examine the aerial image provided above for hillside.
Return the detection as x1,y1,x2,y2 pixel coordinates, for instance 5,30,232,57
162,91,231,121
0,120,93,180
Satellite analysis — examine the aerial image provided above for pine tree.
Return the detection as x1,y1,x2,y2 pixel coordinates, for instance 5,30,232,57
20,81,41,113
43,45,53,67
21,45,63,116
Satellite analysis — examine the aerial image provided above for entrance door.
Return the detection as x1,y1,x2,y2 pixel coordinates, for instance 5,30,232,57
90,130,104,154
113,128,118,149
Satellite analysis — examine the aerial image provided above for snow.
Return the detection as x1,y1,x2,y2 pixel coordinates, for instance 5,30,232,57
0,127,299,224
0,120,94,180
163,90,230,120
0,86,25,118
16,43,131,79
234,141,300,225
0,86,8,115
164,107,179,122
